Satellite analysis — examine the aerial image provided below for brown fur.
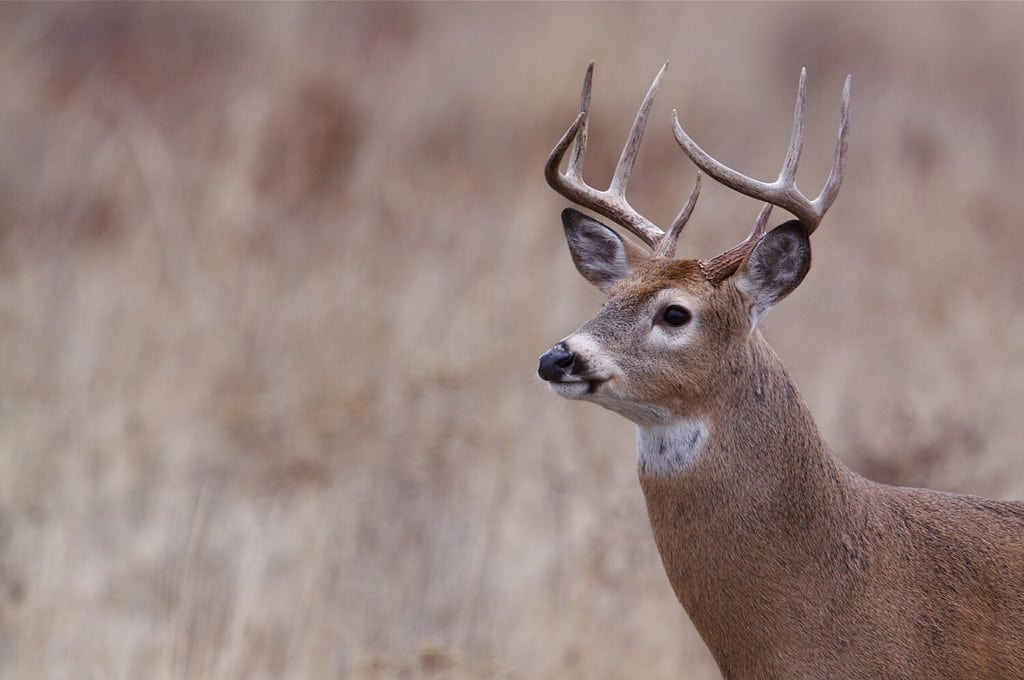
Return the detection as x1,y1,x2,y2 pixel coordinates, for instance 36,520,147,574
554,251,1024,679
640,334,1024,679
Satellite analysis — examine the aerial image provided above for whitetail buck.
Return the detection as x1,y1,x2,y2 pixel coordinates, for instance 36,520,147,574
538,63,1024,679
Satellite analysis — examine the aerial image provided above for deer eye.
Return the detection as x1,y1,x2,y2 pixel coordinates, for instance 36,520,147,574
660,305,692,327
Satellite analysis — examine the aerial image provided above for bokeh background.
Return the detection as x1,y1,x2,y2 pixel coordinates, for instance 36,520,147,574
2,3,1023,678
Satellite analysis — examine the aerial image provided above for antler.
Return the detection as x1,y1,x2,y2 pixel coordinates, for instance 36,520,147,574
672,68,851,236
546,62,700,256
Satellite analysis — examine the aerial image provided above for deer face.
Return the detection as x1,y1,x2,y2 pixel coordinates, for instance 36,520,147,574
539,210,811,426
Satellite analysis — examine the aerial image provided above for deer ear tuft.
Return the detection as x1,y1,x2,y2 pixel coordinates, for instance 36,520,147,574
736,220,811,327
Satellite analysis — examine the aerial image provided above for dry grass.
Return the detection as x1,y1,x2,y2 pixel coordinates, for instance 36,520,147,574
1,4,1023,679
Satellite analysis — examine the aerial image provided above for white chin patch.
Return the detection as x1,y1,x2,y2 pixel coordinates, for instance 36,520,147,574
548,381,592,400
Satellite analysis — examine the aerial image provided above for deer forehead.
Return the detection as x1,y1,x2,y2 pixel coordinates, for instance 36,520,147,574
595,258,726,326
610,258,707,298
602,259,708,309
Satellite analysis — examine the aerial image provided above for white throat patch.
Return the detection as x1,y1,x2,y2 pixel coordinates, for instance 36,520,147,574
637,420,709,475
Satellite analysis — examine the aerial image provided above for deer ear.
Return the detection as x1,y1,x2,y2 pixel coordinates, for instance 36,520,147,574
561,208,646,293
736,220,811,327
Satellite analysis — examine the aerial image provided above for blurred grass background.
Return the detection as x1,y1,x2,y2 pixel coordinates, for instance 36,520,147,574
1,3,1023,679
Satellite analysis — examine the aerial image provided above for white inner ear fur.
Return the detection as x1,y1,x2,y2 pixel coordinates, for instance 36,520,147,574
588,243,628,285
735,226,810,331
735,276,772,331
567,226,630,291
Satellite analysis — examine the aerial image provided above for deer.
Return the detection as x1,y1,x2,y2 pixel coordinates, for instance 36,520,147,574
537,62,1024,680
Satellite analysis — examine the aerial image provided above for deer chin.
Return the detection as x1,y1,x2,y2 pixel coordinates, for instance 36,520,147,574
548,377,608,400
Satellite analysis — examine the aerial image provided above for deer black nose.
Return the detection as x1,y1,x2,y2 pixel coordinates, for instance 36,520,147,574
538,343,576,381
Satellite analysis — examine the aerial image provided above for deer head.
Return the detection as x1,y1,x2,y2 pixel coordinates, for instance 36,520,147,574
538,63,850,429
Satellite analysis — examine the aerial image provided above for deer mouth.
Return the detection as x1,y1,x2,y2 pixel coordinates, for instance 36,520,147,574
548,377,607,399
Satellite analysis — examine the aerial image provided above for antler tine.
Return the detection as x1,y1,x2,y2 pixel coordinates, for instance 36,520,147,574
545,63,670,250
812,74,852,225
609,62,668,196
779,68,807,185
654,173,701,259
671,70,851,235
566,62,593,181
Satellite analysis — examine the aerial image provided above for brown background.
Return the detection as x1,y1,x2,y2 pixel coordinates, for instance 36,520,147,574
2,4,1023,678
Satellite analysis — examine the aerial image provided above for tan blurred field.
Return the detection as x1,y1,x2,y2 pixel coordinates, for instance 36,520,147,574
2,3,1024,678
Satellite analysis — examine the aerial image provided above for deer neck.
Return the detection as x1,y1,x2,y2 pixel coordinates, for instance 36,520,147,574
636,334,861,670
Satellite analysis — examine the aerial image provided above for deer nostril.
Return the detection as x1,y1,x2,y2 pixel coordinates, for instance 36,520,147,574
538,344,577,382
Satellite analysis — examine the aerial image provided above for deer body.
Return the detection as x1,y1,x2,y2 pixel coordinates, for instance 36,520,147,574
538,64,1024,678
